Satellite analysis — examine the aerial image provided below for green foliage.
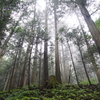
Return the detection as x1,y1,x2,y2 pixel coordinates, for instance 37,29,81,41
20,97,39,100
80,79,97,85
90,79,97,84
28,84,37,90
0,88,40,100
59,27,66,33
21,86,29,90
80,80,90,85
1,84,100,100
0,0,20,38
16,27,23,33
88,44,98,53
95,18,100,31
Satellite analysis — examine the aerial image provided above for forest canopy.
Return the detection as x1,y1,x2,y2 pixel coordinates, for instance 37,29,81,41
0,0,100,97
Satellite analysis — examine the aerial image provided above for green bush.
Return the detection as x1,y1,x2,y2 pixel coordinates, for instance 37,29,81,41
80,78,97,85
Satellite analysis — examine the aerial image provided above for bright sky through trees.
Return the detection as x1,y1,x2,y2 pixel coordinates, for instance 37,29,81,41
37,0,46,10
37,0,100,28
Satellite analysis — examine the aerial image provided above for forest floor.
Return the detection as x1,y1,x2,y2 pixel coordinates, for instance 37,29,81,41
0,84,100,100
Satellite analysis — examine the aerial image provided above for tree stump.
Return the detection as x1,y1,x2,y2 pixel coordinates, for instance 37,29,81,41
44,75,59,88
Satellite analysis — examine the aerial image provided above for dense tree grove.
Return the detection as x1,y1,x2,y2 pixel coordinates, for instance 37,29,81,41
0,0,100,99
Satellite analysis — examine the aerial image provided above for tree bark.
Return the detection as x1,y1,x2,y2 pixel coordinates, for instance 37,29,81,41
77,39,91,85
31,37,39,84
66,40,80,85
28,46,32,86
68,65,71,84
28,38,34,86
3,72,10,91
20,40,31,87
43,0,49,85
75,10,100,83
61,42,68,84
54,2,62,84
11,37,24,89
78,4,100,55
84,34,100,82
39,43,42,86
8,51,18,92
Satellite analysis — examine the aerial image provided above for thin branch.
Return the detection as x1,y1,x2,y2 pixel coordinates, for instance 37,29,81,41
90,7,100,15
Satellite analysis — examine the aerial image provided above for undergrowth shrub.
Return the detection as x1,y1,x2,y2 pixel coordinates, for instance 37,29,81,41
80,78,97,85
1,84,100,100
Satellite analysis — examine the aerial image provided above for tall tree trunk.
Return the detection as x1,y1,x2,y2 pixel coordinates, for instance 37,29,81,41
30,0,37,84
43,0,49,85
8,51,18,92
20,40,31,87
66,40,79,85
83,32,100,82
39,43,42,86
59,48,64,84
68,65,71,84
31,37,39,84
43,39,48,84
77,40,91,85
78,4,100,55
61,42,68,83
3,72,10,91
54,1,62,84
17,69,22,88
75,11,100,83
28,38,34,86
27,48,31,87
50,48,55,75
11,37,24,89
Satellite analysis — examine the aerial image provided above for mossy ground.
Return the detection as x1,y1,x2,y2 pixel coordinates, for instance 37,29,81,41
0,84,100,100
